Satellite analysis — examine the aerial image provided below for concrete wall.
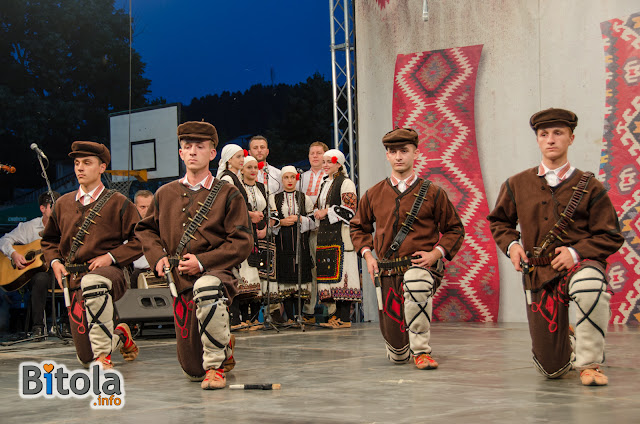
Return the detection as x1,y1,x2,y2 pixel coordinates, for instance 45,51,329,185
354,0,638,322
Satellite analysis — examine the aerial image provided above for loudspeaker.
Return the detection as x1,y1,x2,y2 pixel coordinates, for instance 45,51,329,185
115,288,173,323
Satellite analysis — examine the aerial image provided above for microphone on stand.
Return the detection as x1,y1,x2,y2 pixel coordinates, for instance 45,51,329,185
259,161,279,191
258,161,268,185
30,143,48,161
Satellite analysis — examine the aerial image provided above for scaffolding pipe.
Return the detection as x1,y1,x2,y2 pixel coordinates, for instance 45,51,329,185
329,0,357,182
329,0,340,149
343,0,355,181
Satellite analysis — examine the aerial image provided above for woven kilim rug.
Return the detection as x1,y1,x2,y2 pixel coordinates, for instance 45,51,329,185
598,12,640,325
392,45,500,322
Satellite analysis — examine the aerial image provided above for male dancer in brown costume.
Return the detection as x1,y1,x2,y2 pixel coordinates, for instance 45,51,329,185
136,121,253,389
351,128,465,369
42,141,140,369
488,108,623,386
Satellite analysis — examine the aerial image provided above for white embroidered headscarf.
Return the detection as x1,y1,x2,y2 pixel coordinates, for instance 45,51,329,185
241,155,267,211
280,165,297,178
324,149,348,177
243,155,258,167
216,144,243,178
241,155,258,182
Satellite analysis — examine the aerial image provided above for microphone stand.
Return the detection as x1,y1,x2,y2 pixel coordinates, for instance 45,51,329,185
36,153,56,212
292,170,326,332
35,150,70,341
295,173,304,329
261,164,281,332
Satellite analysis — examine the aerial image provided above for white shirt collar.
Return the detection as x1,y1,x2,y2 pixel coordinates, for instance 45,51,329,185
537,162,574,187
180,172,214,191
390,173,417,188
76,183,105,204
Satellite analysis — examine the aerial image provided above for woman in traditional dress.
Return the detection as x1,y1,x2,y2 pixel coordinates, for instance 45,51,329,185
217,144,246,198
217,144,250,328
314,149,361,328
236,155,268,328
270,166,316,322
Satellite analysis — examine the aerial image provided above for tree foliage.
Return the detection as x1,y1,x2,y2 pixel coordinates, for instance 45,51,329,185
0,1,334,202
184,73,333,167
0,0,150,199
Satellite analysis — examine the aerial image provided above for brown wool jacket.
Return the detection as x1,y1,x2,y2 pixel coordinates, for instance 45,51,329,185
135,179,253,293
42,189,142,267
350,178,465,260
488,167,623,288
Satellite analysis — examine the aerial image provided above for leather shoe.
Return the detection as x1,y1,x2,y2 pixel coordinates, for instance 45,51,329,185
60,322,72,338
116,323,139,361
222,334,236,372
201,368,226,390
31,325,45,342
414,353,438,370
580,368,608,386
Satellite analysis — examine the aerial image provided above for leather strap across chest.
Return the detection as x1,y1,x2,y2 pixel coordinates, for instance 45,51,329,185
384,179,431,260
533,171,594,257
65,189,117,264
170,179,226,266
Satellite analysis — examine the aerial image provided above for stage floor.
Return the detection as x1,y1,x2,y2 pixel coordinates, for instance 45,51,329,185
1,322,638,423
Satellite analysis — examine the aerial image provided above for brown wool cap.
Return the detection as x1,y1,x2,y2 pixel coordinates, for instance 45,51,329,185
529,108,578,132
68,141,111,165
177,121,219,148
382,128,419,147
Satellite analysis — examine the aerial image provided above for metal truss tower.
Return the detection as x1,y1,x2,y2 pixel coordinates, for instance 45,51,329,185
329,0,358,187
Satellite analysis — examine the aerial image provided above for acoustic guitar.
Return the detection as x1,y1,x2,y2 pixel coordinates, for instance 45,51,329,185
0,239,46,291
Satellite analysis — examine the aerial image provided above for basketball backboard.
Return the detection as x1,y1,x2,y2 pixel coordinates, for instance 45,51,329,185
109,103,181,180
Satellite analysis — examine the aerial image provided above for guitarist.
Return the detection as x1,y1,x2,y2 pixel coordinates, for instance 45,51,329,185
0,191,60,339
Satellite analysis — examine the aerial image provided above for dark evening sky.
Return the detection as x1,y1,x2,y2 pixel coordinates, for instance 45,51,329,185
121,0,333,104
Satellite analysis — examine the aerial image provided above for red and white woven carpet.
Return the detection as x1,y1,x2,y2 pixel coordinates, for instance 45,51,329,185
392,45,500,322
598,12,640,325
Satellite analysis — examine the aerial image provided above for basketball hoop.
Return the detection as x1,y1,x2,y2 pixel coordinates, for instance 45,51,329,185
103,170,148,197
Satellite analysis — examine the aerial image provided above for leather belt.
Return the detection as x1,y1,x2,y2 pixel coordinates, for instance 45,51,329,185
168,256,182,269
377,256,445,278
527,254,557,267
377,256,418,275
65,262,89,274
378,256,416,270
